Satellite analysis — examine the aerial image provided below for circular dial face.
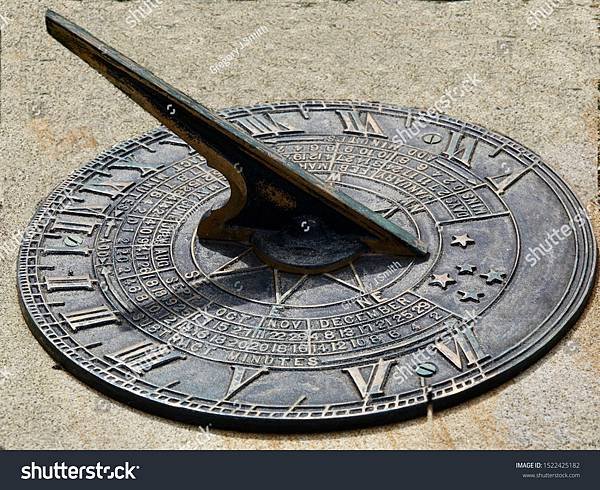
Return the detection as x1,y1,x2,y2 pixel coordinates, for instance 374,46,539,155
18,101,596,430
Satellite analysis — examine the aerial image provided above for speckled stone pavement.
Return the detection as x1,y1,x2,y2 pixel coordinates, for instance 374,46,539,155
0,0,598,449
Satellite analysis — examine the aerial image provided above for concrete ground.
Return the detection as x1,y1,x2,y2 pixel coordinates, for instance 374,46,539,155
0,0,598,449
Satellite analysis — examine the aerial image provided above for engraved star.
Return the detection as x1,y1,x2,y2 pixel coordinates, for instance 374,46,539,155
456,263,477,275
480,269,506,284
457,290,484,303
451,234,475,248
429,273,456,290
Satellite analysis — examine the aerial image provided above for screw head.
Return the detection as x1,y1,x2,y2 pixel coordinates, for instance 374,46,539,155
415,362,437,378
64,235,83,247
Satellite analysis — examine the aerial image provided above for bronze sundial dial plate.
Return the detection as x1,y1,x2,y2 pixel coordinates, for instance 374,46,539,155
18,100,596,430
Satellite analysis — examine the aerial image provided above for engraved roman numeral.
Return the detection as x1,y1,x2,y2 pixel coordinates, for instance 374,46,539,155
434,326,488,370
107,341,185,375
235,114,298,137
225,366,269,399
62,204,108,219
486,167,531,194
61,306,119,332
343,358,395,398
442,131,478,167
159,138,194,154
50,207,106,236
41,246,91,256
81,178,134,198
44,275,96,292
337,110,386,137
51,217,97,235
109,157,165,177
488,142,509,158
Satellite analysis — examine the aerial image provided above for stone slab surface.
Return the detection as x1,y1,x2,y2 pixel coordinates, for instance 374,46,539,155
0,0,598,449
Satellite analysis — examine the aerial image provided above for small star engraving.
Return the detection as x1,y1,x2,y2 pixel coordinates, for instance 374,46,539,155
429,273,456,290
480,269,506,284
456,264,477,275
451,234,475,248
457,290,484,303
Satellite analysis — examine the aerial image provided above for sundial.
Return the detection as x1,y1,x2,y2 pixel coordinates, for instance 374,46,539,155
18,11,596,431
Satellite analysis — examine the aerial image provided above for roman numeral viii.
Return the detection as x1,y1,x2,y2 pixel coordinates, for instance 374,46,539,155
61,306,119,332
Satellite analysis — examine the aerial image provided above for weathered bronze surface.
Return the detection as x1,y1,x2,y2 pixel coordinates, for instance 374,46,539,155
45,11,427,269
17,12,596,431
